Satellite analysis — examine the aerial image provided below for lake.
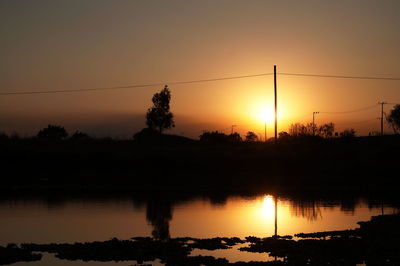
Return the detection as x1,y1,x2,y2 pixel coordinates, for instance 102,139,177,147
1,192,398,265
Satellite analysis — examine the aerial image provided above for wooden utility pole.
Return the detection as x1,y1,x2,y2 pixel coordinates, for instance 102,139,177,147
378,102,387,136
274,65,277,142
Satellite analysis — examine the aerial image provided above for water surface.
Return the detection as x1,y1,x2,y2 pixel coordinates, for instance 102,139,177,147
1,193,397,265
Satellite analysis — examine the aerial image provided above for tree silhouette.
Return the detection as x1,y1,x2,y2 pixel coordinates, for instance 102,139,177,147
319,123,335,138
245,131,258,142
37,125,68,140
199,131,228,143
387,104,400,134
146,200,172,241
289,123,315,136
146,85,175,134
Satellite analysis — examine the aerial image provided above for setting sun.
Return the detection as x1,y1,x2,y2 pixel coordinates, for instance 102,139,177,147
257,106,275,123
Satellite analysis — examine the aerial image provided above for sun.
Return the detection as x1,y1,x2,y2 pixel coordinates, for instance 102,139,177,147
258,107,275,123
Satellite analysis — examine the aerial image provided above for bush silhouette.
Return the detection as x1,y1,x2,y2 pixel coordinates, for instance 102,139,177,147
71,130,90,140
340,128,356,138
199,131,242,143
279,131,290,140
37,125,68,140
199,131,228,143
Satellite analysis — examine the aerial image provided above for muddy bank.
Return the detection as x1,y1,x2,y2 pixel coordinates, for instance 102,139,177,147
0,214,394,265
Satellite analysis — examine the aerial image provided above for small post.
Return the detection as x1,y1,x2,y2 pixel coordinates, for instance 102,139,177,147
264,122,267,142
378,101,387,136
312,112,319,136
231,125,237,135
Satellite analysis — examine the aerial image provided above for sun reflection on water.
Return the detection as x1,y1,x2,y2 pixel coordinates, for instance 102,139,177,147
260,195,275,219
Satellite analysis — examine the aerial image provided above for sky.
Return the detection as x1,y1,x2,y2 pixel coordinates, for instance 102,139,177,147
1,0,400,138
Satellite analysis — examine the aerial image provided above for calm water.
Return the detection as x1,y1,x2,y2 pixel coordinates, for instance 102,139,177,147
1,193,398,265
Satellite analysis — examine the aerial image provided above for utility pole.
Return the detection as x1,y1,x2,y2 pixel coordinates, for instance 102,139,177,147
274,65,277,142
231,125,237,135
312,112,319,136
264,122,267,142
378,102,387,136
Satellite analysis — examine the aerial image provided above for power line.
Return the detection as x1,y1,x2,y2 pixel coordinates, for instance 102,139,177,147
278,72,400,81
334,118,378,126
0,73,274,96
320,104,379,114
1,70,400,96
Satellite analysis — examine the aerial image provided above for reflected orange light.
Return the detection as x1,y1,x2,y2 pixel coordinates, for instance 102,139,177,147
260,195,275,219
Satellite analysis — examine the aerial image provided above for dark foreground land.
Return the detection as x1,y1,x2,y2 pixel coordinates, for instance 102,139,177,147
1,135,400,193
2,214,400,265
1,135,400,265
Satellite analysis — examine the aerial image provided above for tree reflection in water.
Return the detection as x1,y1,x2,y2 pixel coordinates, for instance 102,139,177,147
290,201,322,221
146,199,173,241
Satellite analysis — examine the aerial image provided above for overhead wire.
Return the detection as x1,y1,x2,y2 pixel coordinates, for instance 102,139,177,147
1,70,400,96
0,73,274,96
319,104,379,114
334,118,378,126
278,72,400,81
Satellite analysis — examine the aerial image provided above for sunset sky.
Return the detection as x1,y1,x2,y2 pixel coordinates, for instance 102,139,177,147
1,0,400,138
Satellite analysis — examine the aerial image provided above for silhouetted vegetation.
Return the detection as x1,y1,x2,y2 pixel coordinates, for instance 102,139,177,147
319,122,335,138
146,199,173,241
289,122,315,137
278,131,290,140
199,131,242,143
245,131,259,142
146,85,175,134
387,104,400,134
340,128,356,138
1,114,400,196
70,130,90,140
289,122,335,138
37,124,68,140
1,132,400,193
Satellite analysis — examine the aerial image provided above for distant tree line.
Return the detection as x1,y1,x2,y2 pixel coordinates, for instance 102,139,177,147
287,122,356,138
37,125,89,141
2,95,400,142
197,123,356,144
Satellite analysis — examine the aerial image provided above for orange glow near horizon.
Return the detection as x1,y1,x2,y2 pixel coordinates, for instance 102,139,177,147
1,1,399,137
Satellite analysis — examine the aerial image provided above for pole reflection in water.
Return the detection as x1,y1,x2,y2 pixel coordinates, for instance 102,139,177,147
274,195,278,237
